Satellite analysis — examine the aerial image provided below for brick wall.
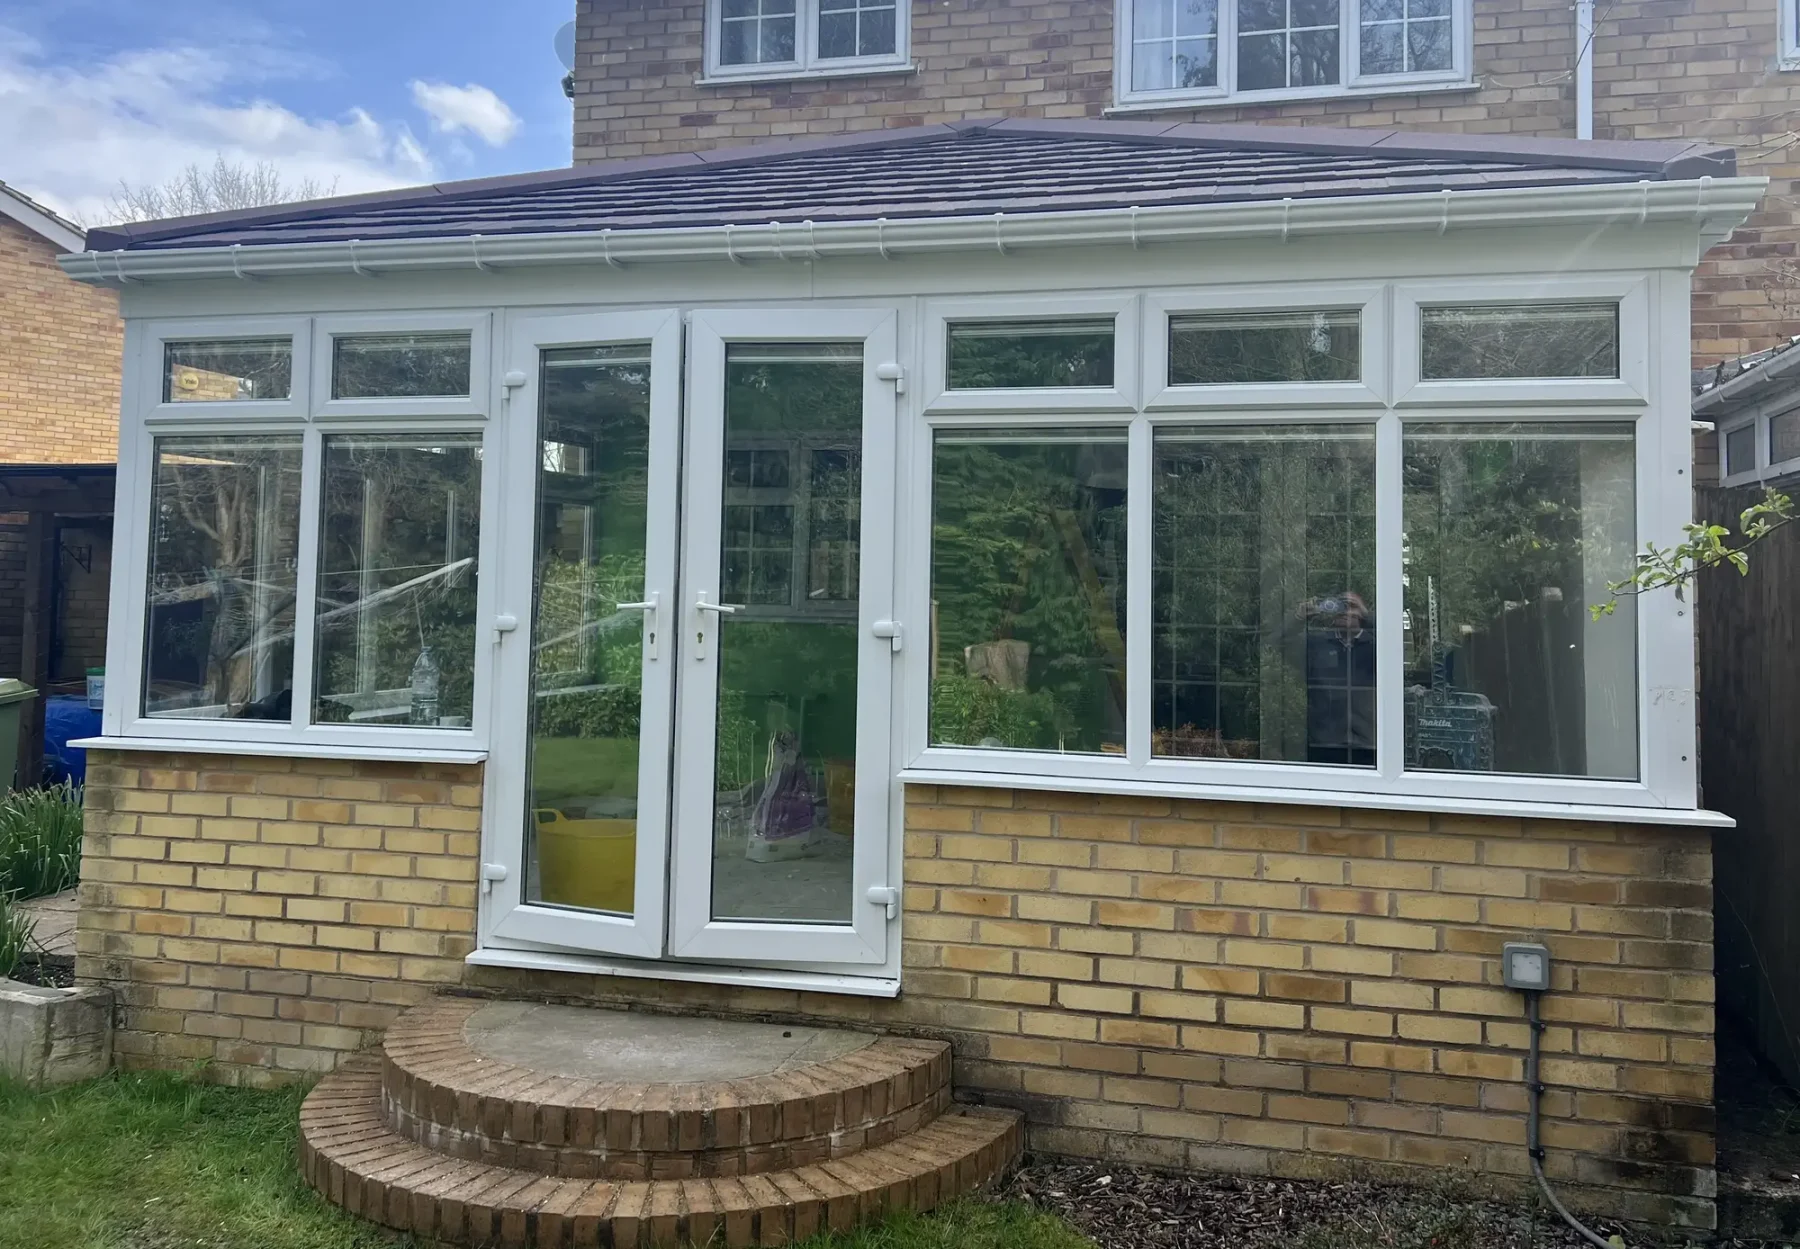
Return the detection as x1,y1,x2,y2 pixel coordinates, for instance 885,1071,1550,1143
574,0,1800,365
0,217,122,465
80,757,1717,1226
75,751,481,1084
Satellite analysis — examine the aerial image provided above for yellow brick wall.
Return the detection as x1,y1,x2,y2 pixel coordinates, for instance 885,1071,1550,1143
0,217,122,465
78,760,1716,1226
574,0,1800,367
75,751,481,1083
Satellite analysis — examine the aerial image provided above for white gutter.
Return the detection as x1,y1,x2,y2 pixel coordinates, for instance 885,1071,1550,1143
1575,0,1596,141
59,176,1766,287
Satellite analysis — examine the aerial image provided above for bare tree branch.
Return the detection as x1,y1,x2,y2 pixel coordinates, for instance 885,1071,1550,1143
106,154,339,223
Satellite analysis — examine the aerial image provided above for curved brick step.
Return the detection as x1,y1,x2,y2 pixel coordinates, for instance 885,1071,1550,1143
302,1055,1023,1248
381,997,953,1179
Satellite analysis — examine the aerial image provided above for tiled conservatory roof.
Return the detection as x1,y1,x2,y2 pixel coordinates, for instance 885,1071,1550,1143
81,119,1736,254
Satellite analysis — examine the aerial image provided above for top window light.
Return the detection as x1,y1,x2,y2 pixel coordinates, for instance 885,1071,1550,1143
164,337,293,404
946,319,1117,391
331,331,474,400
1420,303,1620,381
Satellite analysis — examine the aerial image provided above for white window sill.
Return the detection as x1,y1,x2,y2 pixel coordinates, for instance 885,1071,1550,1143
71,736,489,766
1106,78,1480,115
897,766,1734,830
696,61,916,87
467,944,901,998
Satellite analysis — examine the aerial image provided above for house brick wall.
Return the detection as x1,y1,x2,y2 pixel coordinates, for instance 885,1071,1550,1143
75,751,481,1083
79,757,1717,1227
573,0,1800,366
0,216,122,465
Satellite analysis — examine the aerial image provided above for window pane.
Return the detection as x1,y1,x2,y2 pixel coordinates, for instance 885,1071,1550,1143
1153,427,1376,765
1771,411,1800,464
1238,31,1287,88
817,0,899,57
818,9,855,56
720,0,797,65
1422,304,1620,380
1238,0,1341,90
860,7,896,56
164,338,291,403
1291,26,1340,85
712,343,863,925
1361,21,1403,74
312,436,483,729
332,332,473,399
946,319,1116,389
931,429,1128,755
1238,0,1286,32
1133,0,1219,92
1403,423,1638,779
1726,424,1757,476
144,437,302,719
526,345,654,916
1407,17,1452,70
1169,310,1361,384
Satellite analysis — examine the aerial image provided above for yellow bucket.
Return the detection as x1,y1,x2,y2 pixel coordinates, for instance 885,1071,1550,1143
534,810,637,913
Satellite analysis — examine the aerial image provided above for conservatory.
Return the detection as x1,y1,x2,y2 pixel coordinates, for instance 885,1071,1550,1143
65,119,1752,992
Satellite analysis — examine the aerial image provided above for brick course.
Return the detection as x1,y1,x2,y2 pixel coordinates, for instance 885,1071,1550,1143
573,0,1800,367
79,756,1717,1226
0,216,121,465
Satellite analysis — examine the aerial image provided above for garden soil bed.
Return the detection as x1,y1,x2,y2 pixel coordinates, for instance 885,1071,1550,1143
1003,1161,1773,1249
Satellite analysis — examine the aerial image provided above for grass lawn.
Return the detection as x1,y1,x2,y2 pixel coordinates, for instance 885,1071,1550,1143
0,1071,1089,1249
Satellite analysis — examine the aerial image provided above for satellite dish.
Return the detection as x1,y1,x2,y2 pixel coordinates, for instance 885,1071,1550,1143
554,21,577,72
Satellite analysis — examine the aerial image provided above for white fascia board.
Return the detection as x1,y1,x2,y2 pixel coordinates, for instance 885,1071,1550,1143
0,185,84,254
59,176,1767,287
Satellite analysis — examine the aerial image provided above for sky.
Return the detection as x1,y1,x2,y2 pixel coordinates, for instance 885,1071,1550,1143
0,0,576,226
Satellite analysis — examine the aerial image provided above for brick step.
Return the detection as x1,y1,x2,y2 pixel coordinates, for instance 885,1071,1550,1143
301,1054,1023,1248
381,997,954,1179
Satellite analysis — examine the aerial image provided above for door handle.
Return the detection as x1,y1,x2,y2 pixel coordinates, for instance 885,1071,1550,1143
692,593,743,662
618,592,661,662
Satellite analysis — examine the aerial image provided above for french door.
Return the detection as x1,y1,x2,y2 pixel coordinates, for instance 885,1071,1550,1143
486,307,898,968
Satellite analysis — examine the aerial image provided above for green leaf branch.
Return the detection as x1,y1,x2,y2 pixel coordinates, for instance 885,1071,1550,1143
1592,488,1796,618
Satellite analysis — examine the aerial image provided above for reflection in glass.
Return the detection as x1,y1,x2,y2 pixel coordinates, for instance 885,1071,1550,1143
712,344,863,924
1153,427,1376,765
1726,424,1757,476
164,338,292,403
720,0,798,64
524,346,653,915
931,429,1128,755
144,437,302,719
1771,411,1800,466
332,332,473,399
1402,423,1638,779
1421,303,1620,380
1360,0,1452,74
946,319,1115,390
1170,310,1360,385
312,436,482,729
1238,0,1341,91
818,0,898,57
1131,0,1221,91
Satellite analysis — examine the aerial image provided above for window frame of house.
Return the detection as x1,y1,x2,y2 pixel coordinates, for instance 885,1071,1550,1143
921,294,1142,416
108,313,499,757
899,275,1694,816
1717,396,1800,487
1112,0,1475,112
701,0,913,84
1782,0,1800,72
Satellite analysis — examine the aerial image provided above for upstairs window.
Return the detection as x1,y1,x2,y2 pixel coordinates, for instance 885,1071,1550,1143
1117,0,1469,108
707,0,909,80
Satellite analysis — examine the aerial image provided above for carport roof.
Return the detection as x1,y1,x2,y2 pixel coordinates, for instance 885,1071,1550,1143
80,119,1737,255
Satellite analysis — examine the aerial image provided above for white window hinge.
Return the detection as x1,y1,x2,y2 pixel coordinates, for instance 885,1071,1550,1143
492,614,519,645
480,863,509,895
872,619,903,653
875,361,906,394
502,370,528,390
866,885,900,920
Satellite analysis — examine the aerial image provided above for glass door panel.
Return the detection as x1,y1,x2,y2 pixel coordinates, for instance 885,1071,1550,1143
671,310,898,965
488,312,681,960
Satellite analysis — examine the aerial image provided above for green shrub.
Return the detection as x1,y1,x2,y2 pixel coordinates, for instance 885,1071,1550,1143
0,892,32,980
0,782,84,900
930,676,1066,751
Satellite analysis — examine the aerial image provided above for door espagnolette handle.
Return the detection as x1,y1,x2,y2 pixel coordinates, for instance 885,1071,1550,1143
618,592,662,662
692,593,743,662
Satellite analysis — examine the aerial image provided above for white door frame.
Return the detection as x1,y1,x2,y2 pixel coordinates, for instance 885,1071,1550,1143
485,309,684,960
667,308,900,965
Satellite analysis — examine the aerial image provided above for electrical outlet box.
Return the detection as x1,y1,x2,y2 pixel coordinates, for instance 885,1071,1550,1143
1502,942,1552,992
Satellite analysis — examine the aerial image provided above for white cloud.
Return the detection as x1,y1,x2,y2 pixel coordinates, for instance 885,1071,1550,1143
0,28,437,226
410,80,521,148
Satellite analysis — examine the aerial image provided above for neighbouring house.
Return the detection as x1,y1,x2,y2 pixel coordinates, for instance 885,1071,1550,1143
0,180,122,787
59,117,1757,1244
1691,345,1800,1093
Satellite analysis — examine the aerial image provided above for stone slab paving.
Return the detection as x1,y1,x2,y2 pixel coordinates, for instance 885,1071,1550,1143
17,889,77,959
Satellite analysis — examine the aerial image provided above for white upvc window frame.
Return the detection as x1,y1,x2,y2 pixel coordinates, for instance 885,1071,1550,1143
1112,0,1475,112
701,0,911,84
921,293,1142,416
312,311,492,421
105,312,501,757
1782,0,1800,72
1717,395,1800,487
1392,275,1652,408
898,272,1699,816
